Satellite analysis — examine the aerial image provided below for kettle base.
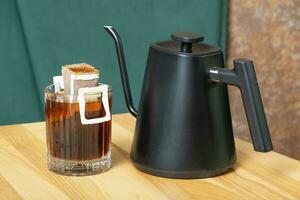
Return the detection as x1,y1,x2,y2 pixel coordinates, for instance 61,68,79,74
132,162,234,179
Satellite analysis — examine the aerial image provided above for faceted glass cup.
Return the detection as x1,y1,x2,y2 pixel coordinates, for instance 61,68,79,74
44,84,112,176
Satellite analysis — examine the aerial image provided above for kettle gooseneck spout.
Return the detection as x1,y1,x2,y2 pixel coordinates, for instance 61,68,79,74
104,26,138,117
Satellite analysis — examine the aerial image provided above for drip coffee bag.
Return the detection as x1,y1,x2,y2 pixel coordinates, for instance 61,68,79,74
62,63,99,95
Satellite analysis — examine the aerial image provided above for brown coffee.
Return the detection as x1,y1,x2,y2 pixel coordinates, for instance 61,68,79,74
45,97,112,161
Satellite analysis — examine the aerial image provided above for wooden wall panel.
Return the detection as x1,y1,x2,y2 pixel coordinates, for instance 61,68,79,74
227,0,300,159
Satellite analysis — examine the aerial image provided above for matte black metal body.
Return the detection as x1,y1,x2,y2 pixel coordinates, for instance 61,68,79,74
104,26,273,178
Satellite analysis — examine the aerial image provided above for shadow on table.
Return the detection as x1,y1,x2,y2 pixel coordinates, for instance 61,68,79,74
111,144,130,167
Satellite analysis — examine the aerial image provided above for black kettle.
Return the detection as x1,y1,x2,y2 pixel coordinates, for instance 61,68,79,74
104,26,273,178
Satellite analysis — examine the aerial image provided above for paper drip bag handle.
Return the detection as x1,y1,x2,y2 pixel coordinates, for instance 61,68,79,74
78,84,111,125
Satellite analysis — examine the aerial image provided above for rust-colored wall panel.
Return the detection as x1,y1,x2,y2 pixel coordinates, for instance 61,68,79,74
227,1,300,159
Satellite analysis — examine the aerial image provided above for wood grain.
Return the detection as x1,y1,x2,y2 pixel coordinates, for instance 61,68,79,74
0,113,299,199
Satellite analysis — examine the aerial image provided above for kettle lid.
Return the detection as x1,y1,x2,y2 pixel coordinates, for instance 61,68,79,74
151,32,221,56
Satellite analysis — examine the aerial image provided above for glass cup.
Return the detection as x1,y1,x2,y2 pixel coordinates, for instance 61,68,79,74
44,83,112,176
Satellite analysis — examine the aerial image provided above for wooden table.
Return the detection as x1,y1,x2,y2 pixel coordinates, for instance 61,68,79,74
0,113,300,199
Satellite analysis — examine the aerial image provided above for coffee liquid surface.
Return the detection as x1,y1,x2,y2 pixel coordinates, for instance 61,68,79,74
45,97,112,161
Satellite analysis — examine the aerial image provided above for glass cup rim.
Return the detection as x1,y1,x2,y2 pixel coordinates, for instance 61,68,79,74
45,83,112,98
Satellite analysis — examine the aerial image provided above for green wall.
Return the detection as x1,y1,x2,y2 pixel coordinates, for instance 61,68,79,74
0,0,228,125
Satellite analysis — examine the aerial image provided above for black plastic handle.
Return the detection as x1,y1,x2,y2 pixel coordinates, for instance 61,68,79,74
209,58,273,152
171,32,204,53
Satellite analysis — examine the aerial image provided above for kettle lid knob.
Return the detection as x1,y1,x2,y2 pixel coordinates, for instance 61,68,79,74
171,32,204,53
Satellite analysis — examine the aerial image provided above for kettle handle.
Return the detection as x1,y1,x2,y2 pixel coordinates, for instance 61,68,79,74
209,58,273,152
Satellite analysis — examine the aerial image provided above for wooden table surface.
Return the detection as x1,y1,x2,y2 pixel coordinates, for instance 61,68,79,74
0,113,300,200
